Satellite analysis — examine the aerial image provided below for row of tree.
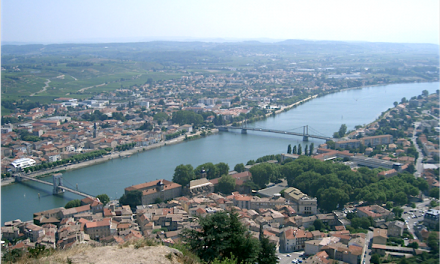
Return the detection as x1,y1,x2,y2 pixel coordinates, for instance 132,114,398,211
287,143,314,156
23,149,110,173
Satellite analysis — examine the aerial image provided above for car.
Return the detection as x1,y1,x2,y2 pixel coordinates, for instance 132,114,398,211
292,260,297,263
298,259,303,263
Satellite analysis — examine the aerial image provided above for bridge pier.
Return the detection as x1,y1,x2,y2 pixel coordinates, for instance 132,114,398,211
241,129,247,134
303,136,309,142
53,173,65,194
218,126,229,132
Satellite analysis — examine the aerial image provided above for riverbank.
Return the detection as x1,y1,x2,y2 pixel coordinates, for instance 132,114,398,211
1,129,218,187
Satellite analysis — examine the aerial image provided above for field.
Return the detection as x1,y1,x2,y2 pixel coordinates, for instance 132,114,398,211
1,40,438,115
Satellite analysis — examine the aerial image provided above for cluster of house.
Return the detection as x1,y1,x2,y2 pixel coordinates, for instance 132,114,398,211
3,167,439,264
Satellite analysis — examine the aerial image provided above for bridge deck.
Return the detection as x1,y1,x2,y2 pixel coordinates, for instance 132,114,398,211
15,175,94,198
219,126,332,140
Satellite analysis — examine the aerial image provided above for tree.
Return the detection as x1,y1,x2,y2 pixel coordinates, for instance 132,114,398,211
393,101,398,107
96,194,110,205
181,211,260,264
65,199,81,209
292,145,297,154
313,219,324,231
400,97,407,104
338,124,347,138
393,207,404,218
298,144,302,155
429,187,439,199
370,253,381,264
309,143,314,156
304,145,309,156
319,187,349,212
173,164,195,186
427,232,439,254
422,90,429,97
218,174,236,194
153,112,168,125
195,162,217,179
215,162,230,178
234,163,245,173
258,225,277,264
250,163,280,189
119,190,142,208
287,144,292,154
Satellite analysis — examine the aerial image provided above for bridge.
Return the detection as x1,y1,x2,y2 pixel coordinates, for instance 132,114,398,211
14,173,95,198
216,125,333,141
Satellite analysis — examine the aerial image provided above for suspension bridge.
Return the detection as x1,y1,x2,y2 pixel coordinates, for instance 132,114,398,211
13,173,95,198
216,125,333,141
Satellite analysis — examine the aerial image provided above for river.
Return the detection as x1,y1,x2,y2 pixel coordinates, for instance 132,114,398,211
1,82,438,223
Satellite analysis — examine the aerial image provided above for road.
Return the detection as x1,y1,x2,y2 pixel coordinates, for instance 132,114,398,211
276,251,305,264
401,197,432,240
412,122,424,178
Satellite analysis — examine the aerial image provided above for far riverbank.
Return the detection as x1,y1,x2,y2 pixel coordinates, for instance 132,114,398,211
1,129,218,187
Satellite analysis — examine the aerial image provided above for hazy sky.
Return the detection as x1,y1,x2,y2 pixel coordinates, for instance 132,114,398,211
2,0,439,44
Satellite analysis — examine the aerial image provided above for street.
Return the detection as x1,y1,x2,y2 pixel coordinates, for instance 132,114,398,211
276,251,305,264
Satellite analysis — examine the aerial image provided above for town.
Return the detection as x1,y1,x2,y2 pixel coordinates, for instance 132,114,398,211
1,89,439,263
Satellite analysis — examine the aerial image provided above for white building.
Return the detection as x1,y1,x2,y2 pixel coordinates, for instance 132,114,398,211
10,158,36,171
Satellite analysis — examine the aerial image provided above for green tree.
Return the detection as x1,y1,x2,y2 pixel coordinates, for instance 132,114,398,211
218,174,236,194
292,145,297,154
173,164,195,186
258,225,277,264
215,162,230,178
250,163,279,189
287,144,292,154
313,219,324,231
298,144,302,155
181,211,260,264
429,187,439,199
370,253,381,264
119,190,142,208
305,145,309,156
309,143,314,156
338,124,347,138
319,187,349,212
195,162,218,179
96,194,110,205
427,232,439,254
234,163,245,173
65,199,81,209
393,207,404,218
153,112,169,125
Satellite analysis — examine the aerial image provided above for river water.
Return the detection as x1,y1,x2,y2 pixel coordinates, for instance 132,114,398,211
1,82,439,223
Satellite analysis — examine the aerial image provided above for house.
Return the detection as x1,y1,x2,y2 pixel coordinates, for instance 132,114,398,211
283,187,318,215
84,218,112,240
125,179,182,205
356,205,394,221
387,221,404,237
372,228,387,245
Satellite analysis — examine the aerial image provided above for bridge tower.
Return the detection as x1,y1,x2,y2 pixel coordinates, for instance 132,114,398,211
53,173,65,194
241,118,247,134
303,125,309,142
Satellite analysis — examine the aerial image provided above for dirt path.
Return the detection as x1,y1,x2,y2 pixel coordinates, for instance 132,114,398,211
78,83,106,92
30,79,51,96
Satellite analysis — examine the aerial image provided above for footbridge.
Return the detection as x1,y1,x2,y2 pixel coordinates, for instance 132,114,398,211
14,173,94,198
216,125,333,142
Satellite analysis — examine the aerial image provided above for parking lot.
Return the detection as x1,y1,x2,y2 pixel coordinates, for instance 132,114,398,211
276,251,305,264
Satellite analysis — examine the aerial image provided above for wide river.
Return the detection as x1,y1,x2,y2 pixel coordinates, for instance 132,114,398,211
1,82,439,224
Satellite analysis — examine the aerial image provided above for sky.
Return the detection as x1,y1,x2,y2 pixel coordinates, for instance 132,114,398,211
2,0,439,45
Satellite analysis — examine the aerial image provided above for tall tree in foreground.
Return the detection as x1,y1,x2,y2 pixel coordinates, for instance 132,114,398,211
309,143,314,156
258,225,278,264
287,144,292,154
181,210,260,264
292,145,297,154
